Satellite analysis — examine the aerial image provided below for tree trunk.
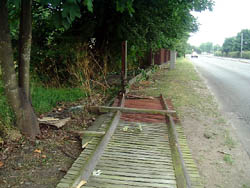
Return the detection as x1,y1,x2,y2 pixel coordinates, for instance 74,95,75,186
18,0,32,100
0,0,40,139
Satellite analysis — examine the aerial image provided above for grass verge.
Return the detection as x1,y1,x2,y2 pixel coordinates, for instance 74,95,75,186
131,57,250,187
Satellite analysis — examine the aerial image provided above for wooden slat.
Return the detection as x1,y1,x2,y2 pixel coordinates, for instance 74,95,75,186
160,94,192,188
71,94,126,188
90,106,176,115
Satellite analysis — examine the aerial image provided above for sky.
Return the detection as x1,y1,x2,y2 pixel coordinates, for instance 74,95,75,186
188,0,250,47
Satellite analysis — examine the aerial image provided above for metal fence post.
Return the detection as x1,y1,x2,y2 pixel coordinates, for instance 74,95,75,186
121,41,127,93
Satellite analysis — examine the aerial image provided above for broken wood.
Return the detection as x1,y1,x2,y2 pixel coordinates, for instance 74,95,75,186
76,180,87,188
38,117,70,128
82,137,93,149
160,94,191,188
71,94,125,188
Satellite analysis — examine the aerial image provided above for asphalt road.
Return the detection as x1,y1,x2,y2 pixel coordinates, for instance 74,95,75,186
189,55,250,157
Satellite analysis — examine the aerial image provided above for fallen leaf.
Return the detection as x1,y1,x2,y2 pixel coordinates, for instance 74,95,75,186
34,149,42,153
41,155,46,158
0,161,4,167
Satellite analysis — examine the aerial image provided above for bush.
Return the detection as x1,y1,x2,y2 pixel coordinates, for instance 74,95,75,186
228,51,240,58
214,51,250,59
242,51,250,59
214,51,223,56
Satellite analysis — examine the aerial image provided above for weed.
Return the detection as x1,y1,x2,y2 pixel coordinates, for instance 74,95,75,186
214,118,226,125
136,68,149,82
242,184,250,188
223,154,234,165
224,130,236,149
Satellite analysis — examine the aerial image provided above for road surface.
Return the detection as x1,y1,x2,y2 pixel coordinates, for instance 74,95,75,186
189,55,250,157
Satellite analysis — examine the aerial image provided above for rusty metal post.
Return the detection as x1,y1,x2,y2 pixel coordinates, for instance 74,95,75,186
121,41,127,93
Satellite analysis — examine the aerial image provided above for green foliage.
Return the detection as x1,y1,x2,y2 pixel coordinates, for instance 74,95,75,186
215,50,250,59
0,80,87,127
214,51,223,56
222,37,236,54
31,86,87,113
222,29,250,53
116,0,134,14
7,0,214,87
186,43,201,54
223,154,234,165
0,83,15,127
83,0,93,12
199,42,213,53
242,51,250,59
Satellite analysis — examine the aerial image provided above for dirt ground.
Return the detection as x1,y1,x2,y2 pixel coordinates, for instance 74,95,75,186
129,59,250,188
0,96,102,188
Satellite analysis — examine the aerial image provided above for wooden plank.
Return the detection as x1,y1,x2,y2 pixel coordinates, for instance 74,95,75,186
90,174,177,184
70,94,125,188
98,152,172,162
81,131,106,137
94,168,175,179
98,156,172,165
95,164,175,174
90,106,176,115
160,94,192,188
86,177,177,188
96,160,173,170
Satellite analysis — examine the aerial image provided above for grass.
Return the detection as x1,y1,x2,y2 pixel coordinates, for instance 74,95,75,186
143,58,217,118
31,86,87,114
223,154,234,165
224,130,236,149
243,184,250,188
0,81,87,130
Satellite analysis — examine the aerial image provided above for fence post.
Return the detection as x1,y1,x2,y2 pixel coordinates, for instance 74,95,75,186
170,50,176,70
121,41,127,93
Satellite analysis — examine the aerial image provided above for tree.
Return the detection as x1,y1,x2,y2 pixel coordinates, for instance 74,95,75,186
222,37,236,54
236,29,250,51
0,0,40,138
213,44,221,52
222,29,250,54
0,0,93,138
65,0,213,68
199,42,213,53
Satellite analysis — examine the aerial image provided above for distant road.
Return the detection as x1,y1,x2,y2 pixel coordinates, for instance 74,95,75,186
189,55,250,157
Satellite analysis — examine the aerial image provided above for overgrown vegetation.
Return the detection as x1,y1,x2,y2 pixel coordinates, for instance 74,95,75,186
0,82,87,136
